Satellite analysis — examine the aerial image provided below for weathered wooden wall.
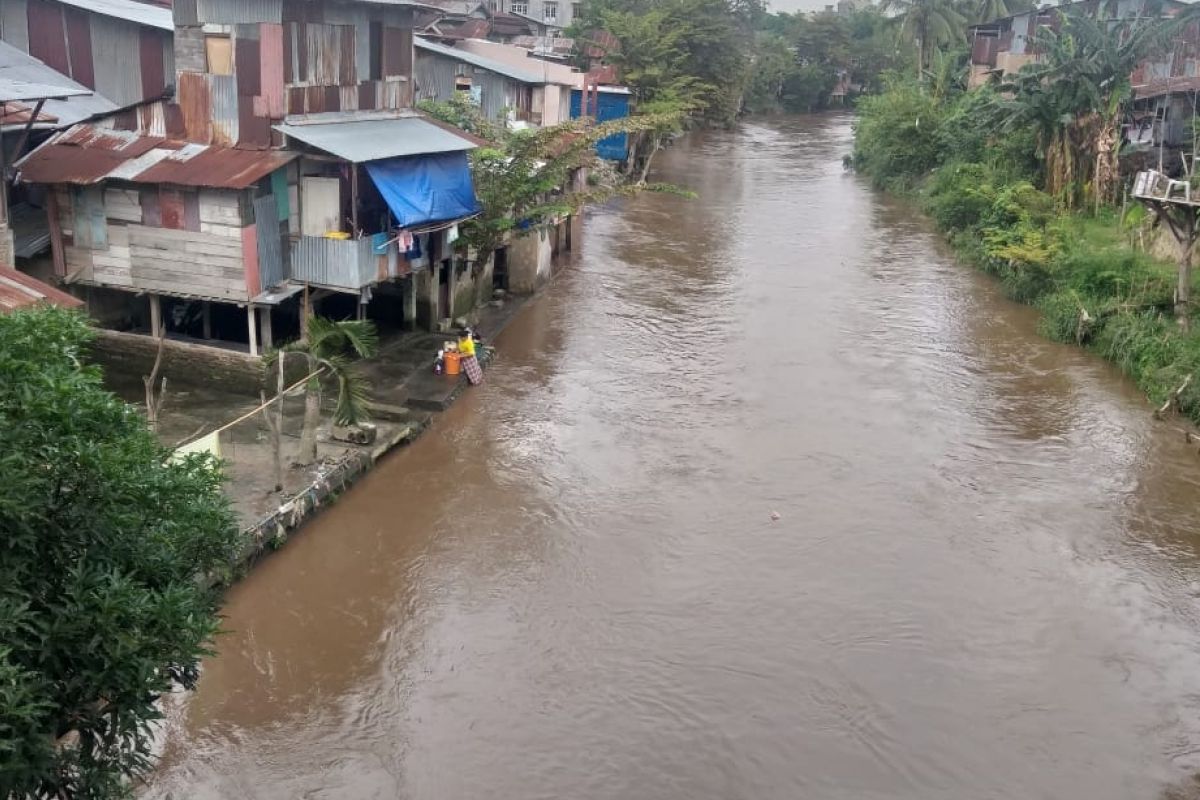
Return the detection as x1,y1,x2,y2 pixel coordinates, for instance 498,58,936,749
55,184,258,302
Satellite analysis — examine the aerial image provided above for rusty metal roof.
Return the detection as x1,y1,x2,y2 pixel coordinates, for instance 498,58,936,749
1134,76,1200,100
16,124,298,188
0,266,83,314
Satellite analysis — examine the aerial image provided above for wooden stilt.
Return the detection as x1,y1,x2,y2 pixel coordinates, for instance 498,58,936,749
260,307,273,351
247,305,259,357
149,293,162,336
202,301,212,339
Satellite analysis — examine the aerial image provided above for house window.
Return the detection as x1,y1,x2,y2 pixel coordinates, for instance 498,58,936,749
544,1,558,20
205,35,233,76
572,2,582,19
510,0,528,14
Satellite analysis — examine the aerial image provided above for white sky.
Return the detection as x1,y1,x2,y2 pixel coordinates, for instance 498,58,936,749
765,0,844,13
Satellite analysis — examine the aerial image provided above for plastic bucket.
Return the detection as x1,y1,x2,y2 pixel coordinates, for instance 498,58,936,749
444,351,461,375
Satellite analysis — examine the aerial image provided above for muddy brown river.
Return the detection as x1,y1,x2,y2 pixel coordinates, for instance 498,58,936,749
150,115,1200,799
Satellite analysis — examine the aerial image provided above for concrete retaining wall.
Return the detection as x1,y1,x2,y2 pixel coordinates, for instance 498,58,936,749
90,328,268,395
508,227,555,294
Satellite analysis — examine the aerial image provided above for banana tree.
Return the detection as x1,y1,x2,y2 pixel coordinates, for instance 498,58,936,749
996,12,1169,208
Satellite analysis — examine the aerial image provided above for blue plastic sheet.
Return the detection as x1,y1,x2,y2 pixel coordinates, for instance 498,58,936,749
364,152,480,228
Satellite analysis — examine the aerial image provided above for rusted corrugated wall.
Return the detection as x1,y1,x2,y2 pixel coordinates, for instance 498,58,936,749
414,50,516,123
173,0,417,146
3,0,172,107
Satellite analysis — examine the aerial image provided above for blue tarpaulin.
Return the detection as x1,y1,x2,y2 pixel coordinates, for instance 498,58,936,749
364,152,481,228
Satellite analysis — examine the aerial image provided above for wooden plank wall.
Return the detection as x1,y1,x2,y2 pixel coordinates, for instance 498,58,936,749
58,183,252,302
129,225,246,299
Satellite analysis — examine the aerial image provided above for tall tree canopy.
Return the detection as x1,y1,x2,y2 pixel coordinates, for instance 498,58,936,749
0,306,241,798
880,0,968,76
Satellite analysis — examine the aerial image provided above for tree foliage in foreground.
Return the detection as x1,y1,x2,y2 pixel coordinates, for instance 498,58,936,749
0,306,241,798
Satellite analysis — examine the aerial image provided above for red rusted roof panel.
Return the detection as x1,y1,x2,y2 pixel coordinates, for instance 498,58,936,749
0,265,83,313
136,146,296,188
18,124,297,188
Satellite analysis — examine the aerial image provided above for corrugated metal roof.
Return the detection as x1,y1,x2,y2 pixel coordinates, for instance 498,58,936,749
16,124,297,188
415,37,548,84
1134,76,1200,100
274,112,483,162
0,79,92,103
52,0,174,30
0,266,83,313
0,41,116,129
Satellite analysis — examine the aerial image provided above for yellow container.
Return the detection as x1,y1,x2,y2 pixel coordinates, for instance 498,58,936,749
324,231,350,240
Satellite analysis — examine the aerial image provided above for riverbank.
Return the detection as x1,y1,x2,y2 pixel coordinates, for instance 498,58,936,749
103,290,533,578
145,116,1200,800
853,83,1200,432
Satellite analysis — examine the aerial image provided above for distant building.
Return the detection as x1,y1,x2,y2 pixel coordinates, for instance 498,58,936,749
415,37,577,125
496,0,579,36
967,0,1189,88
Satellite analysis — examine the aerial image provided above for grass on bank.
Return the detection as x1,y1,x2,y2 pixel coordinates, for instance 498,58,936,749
865,144,1200,422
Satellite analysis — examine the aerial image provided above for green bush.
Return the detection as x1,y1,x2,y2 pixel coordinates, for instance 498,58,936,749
924,162,997,232
853,79,945,188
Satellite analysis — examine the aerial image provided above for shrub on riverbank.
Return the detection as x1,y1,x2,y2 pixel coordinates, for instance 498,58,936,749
853,78,1200,421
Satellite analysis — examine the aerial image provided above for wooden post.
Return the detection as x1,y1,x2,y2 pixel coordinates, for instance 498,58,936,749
403,276,417,330
259,306,273,350
1179,220,1195,333
201,301,212,339
247,305,259,357
300,283,311,344
149,294,162,338
350,166,360,234
262,351,286,492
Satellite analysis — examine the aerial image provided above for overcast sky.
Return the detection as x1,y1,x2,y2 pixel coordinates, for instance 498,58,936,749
765,0,842,11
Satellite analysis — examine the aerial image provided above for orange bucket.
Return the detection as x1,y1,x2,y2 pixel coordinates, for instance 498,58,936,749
444,351,461,375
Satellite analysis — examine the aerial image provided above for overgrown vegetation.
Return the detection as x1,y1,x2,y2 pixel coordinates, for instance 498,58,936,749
852,9,1200,420
0,306,241,798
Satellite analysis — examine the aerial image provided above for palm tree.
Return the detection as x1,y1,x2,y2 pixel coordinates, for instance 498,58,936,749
974,0,1033,25
276,316,378,466
881,0,966,77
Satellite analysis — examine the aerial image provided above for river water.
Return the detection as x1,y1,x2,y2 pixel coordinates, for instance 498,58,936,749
150,114,1200,799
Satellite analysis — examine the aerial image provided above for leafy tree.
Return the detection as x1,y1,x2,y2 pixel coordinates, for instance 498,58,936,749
744,33,794,113
279,316,378,466
880,0,967,77
782,64,838,113
573,0,753,129
419,95,685,265
0,306,241,798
